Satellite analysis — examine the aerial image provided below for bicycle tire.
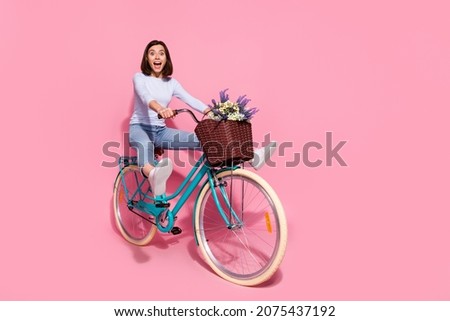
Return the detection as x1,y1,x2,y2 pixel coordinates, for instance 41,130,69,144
113,165,157,246
194,168,287,286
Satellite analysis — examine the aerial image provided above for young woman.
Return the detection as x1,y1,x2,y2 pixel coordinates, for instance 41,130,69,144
129,40,210,196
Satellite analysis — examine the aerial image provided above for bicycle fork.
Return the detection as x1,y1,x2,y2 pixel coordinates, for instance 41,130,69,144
208,170,244,229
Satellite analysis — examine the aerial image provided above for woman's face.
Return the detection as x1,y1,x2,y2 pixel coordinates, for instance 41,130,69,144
147,44,167,77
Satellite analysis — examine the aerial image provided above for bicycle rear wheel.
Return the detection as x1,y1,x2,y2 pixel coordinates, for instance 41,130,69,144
194,169,287,286
113,165,157,246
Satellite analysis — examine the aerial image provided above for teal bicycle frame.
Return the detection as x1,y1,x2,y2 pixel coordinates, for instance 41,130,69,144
117,154,242,234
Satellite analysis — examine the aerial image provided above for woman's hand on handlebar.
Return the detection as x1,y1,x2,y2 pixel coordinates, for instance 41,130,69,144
157,108,176,119
157,108,201,123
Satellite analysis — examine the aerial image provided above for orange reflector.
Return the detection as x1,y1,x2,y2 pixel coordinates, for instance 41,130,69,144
264,212,272,233
119,190,125,203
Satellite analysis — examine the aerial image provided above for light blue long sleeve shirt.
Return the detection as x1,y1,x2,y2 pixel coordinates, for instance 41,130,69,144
130,72,208,126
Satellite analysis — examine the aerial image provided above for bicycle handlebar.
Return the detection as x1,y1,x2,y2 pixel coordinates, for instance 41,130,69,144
157,108,201,123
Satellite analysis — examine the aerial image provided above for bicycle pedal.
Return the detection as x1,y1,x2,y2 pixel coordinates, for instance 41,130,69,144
155,202,170,208
170,227,182,235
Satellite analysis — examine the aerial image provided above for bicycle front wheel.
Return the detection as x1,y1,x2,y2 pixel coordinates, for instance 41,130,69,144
194,169,287,286
113,165,157,246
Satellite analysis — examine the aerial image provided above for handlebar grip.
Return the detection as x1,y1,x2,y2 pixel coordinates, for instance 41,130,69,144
157,109,179,119
157,109,200,123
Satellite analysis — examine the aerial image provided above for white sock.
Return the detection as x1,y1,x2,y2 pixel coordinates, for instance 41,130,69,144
148,158,173,196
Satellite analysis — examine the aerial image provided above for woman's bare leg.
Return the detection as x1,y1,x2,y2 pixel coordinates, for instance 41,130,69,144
141,163,154,178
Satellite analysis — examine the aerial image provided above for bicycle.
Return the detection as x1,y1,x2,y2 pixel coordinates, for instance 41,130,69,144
113,109,287,286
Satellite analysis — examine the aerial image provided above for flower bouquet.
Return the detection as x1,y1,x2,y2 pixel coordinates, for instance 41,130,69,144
195,89,258,166
207,89,259,121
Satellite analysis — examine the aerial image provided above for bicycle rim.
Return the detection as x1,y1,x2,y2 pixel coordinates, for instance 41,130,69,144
195,169,287,286
113,165,157,246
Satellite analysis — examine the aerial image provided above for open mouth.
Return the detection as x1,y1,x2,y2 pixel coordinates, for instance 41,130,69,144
153,61,162,69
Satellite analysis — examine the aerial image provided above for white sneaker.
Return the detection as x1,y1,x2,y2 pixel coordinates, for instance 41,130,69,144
148,158,173,196
250,141,277,170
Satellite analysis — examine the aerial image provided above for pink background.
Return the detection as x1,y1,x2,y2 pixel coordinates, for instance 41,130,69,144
1,0,449,300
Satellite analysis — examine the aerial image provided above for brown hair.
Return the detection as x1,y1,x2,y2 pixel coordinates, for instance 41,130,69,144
140,40,174,77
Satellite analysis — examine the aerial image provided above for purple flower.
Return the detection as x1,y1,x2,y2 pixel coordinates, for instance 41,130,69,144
209,89,259,121
219,89,230,103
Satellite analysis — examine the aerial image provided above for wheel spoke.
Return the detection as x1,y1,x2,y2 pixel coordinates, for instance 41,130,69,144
231,229,264,269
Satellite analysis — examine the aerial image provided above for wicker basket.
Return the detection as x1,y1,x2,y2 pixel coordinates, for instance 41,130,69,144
195,119,254,166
